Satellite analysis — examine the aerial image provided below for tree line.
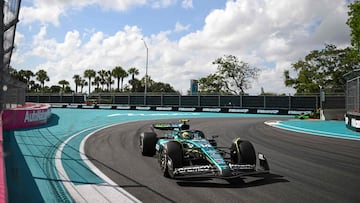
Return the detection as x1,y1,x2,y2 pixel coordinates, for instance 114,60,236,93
10,66,177,94
10,55,260,95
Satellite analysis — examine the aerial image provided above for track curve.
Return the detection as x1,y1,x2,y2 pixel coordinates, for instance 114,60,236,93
85,117,360,203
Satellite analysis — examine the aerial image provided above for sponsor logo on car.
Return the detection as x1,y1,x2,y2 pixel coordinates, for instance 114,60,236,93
229,164,255,170
174,165,215,175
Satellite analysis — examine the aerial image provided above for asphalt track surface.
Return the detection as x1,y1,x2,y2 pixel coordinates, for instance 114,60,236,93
85,117,360,203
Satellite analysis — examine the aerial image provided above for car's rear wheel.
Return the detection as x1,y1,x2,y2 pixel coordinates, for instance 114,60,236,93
140,132,157,156
159,141,183,178
230,138,256,165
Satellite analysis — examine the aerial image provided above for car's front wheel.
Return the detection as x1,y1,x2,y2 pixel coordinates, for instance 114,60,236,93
159,141,183,178
230,138,256,165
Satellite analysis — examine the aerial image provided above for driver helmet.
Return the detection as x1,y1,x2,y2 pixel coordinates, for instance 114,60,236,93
181,131,193,139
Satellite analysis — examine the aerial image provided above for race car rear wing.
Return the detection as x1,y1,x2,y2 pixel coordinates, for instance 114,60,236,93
153,119,190,130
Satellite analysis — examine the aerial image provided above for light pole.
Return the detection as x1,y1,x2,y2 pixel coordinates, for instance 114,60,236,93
142,38,148,105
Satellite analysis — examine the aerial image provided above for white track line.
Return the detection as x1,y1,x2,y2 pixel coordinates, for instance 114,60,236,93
55,125,141,203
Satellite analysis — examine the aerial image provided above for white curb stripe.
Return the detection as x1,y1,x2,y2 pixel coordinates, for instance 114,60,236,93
55,125,141,203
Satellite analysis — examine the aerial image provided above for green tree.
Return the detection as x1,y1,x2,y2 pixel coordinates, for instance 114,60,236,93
150,82,176,92
347,0,360,52
16,70,34,91
97,69,107,91
49,85,61,93
92,76,101,92
198,74,224,93
131,79,142,92
212,55,259,95
105,70,113,91
84,69,96,94
58,80,70,93
73,74,81,93
112,66,128,92
80,79,88,93
35,69,50,92
284,44,359,94
30,82,41,93
128,67,139,92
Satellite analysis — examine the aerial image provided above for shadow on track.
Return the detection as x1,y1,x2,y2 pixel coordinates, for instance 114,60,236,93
86,154,177,203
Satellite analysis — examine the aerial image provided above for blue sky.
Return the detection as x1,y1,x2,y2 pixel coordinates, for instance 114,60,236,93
11,0,352,94
19,1,225,41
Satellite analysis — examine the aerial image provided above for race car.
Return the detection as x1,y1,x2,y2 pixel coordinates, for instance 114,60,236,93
139,119,270,179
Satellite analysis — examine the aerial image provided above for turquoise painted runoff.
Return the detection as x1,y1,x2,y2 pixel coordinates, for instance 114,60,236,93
274,119,360,141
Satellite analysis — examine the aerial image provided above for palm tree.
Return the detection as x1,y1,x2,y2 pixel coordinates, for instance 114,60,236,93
105,70,113,91
58,80,69,93
112,66,128,92
35,69,50,92
92,76,101,92
17,70,34,91
128,67,139,92
97,69,107,91
80,79,88,93
84,69,96,94
73,74,81,93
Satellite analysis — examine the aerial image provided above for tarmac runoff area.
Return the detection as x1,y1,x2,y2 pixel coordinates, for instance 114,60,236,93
3,108,359,202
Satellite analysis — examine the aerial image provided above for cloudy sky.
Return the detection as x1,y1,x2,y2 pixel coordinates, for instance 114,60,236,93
11,0,352,95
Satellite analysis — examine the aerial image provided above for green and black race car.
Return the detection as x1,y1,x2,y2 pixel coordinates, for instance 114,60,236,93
139,119,270,179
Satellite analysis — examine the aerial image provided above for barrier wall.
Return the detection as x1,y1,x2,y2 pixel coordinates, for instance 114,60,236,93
0,103,51,202
345,112,360,132
52,104,313,115
2,103,52,131
0,112,6,203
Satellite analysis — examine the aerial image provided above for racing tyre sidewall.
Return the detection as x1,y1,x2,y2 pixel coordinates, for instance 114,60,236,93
231,139,256,165
162,141,183,178
140,132,157,156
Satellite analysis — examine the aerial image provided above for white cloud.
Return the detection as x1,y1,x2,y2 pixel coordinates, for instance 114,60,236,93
151,0,177,9
174,22,190,32
20,2,64,26
19,0,148,26
178,0,350,94
14,0,351,95
181,0,193,9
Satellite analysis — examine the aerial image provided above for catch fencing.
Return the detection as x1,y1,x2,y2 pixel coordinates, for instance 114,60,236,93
0,0,24,110
25,93,345,111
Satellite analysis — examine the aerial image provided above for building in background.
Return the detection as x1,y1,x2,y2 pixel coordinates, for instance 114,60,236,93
190,79,198,95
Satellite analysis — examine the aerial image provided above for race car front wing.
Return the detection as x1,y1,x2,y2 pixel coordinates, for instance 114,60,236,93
172,153,270,179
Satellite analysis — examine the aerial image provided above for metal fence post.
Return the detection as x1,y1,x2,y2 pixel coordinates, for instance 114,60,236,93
218,95,220,107
240,95,242,108
356,78,358,111
161,93,163,106
263,95,266,109
198,94,200,107
288,95,291,110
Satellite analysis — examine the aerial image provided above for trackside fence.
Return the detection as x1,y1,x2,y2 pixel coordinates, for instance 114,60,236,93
25,93,345,111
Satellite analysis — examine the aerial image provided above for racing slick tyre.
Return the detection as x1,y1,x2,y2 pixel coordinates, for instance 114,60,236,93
230,139,256,165
140,132,157,156
159,141,183,178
